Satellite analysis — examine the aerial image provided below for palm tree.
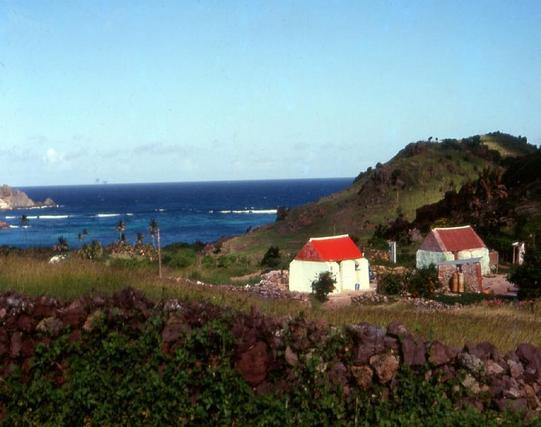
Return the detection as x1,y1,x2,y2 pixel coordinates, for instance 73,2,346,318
20,215,29,228
20,215,29,246
136,232,144,246
149,219,162,278
55,236,69,252
116,220,126,243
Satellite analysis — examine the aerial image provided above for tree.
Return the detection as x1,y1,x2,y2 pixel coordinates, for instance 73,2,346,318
149,219,162,278
136,232,144,246
20,215,29,228
311,271,336,302
260,246,282,269
55,236,69,253
509,251,541,300
116,220,126,242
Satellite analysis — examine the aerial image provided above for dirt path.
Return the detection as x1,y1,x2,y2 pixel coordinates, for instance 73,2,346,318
483,274,518,296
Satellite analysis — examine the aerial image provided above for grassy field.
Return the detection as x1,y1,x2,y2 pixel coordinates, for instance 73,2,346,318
1,254,540,352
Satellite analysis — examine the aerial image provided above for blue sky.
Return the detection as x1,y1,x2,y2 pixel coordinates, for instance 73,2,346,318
1,0,540,186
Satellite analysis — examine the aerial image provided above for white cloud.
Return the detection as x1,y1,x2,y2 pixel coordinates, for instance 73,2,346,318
44,148,66,165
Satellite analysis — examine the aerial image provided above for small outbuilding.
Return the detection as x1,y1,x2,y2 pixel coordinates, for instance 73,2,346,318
289,235,370,294
416,226,490,275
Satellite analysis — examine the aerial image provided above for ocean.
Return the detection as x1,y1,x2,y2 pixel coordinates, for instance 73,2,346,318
0,179,352,248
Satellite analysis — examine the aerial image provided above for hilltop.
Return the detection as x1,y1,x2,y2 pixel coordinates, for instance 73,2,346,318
223,132,538,259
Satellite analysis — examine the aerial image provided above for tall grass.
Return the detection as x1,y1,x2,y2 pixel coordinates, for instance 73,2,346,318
0,255,540,351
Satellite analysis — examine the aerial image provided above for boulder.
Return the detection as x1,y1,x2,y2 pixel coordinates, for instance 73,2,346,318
516,343,541,379
351,365,373,389
485,360,505,376
466,342,497,361
428,341,454,366
285,346,299,367
162,314,190,343
36,317,64,336
459,352,484,373
386,321,408,338
400,334,426,366
9,332,22,358
16,314,35,333
507,359,524,379
83,310,105,333
369,353,399,384
347,323,386,364
235,341,269,386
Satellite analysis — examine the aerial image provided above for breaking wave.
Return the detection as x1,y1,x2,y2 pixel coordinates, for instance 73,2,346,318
213,209,277,215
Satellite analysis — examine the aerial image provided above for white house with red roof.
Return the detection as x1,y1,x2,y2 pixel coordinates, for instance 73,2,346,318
289,235,370,294
416,226,490,275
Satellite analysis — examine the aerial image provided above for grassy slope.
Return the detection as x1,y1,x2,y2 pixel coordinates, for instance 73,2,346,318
0,254,540,351
224,133,535,261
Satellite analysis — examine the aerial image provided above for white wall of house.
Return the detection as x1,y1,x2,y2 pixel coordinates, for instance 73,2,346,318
417,248,491,275
289,258,370,293
416,250,454,269
457,248,490,275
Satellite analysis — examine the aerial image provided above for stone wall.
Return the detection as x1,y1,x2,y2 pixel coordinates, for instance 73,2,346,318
438,262,483,293
1,288,541,418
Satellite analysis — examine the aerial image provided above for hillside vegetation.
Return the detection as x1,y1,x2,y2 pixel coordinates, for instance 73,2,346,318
224,132,537,260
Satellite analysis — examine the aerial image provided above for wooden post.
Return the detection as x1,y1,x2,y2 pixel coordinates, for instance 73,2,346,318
157,229,162,279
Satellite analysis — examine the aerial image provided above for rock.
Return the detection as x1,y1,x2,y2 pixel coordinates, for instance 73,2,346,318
347,323,386,364
507,359,524,379
369,353,399,384
162,314,190,343
459,352,484,373
400,334,426,366
9,332,22,358
351,365,373,389
428,341,454,366
0,330,9,356
36,317,64,336
461,373,481,394
0,185,55,209
328,362,348,389
485,360,505,376
20,337,34,357
59,300,86,328
235,341,269,386
387,321,408,338
83,310,105,333
16,314,35,333
466,342,497,361
285,346,299,367
496,398,528,414
516,343,541,379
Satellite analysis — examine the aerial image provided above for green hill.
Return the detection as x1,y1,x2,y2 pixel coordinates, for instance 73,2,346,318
223,132,537,260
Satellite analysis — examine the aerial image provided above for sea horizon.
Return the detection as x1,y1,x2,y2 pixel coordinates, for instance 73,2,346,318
1,178,353,249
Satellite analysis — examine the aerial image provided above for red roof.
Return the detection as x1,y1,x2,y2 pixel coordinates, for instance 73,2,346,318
295,235,363,262
420,226,486,253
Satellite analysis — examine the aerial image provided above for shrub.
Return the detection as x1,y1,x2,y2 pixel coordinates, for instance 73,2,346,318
162,248,196,269
378,273,404,295
509,251,541,300
80,240,104,260
260,246,282,269
406,265,440,298
311,271,336,302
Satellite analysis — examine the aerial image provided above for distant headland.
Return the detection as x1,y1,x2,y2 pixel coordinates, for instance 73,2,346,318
0,185,56,210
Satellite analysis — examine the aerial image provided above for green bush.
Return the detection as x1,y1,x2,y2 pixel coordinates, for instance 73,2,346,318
162,247,196,269
509,250,541,300
311,271,336,302
377,272,404,295
406,265,440,298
